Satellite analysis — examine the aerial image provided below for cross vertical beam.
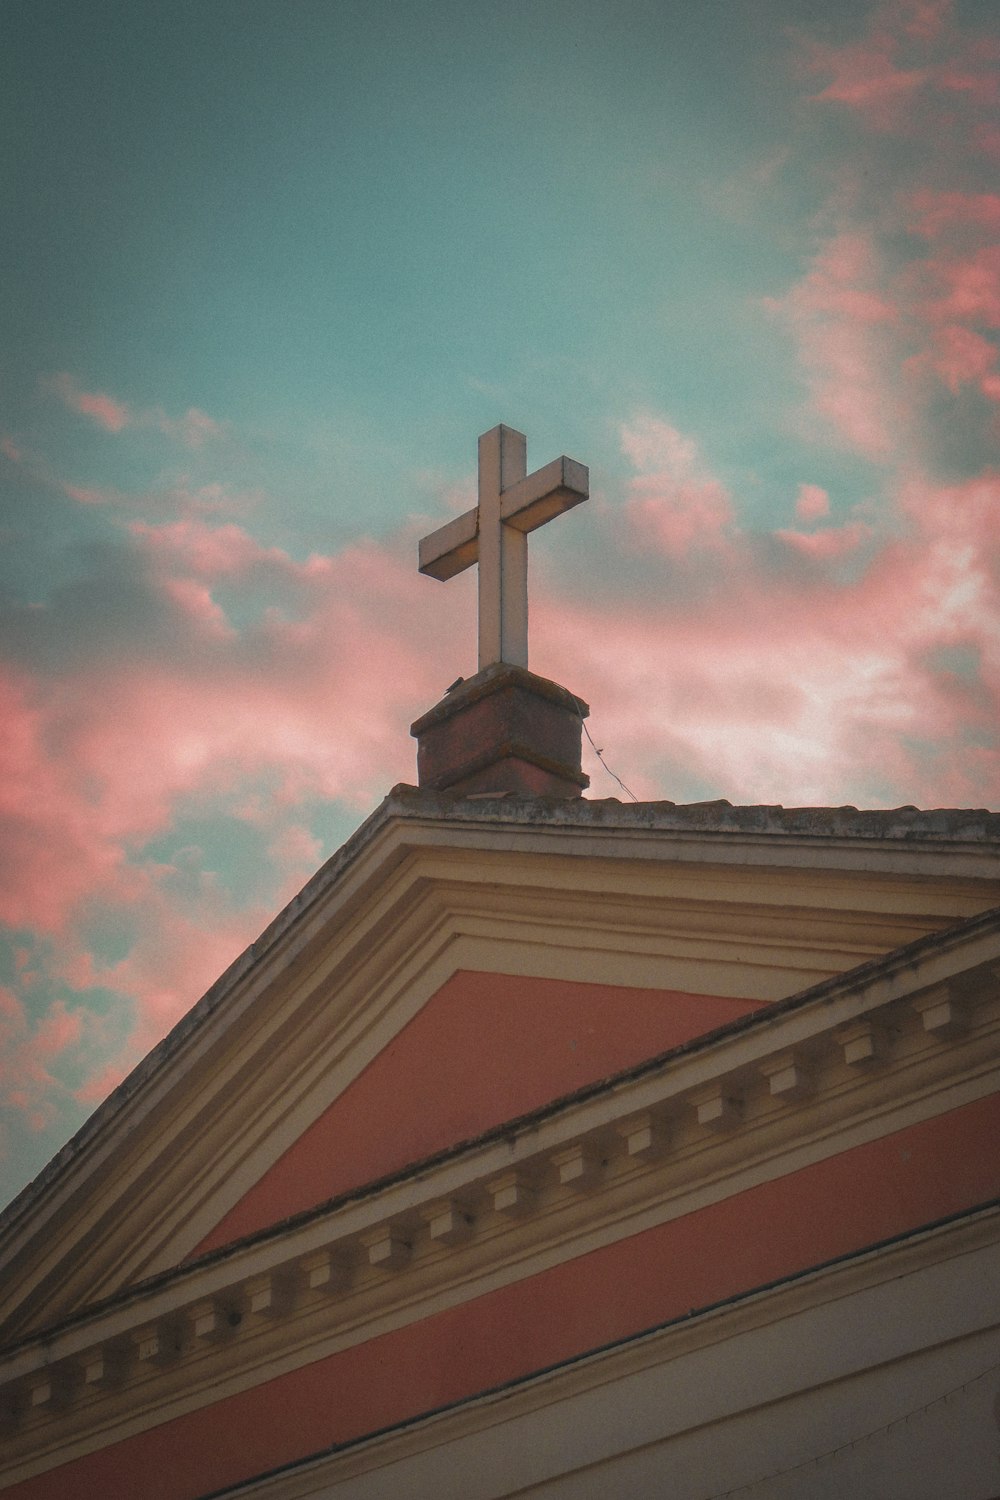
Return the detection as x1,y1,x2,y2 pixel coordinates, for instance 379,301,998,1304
418,425,589,672
477,425,527,670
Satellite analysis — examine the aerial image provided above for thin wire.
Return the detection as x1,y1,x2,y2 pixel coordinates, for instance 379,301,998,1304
580,715,639,802
700,1355,1000,1499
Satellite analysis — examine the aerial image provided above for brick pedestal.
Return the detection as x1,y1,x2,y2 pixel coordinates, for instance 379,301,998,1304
411,664,589,798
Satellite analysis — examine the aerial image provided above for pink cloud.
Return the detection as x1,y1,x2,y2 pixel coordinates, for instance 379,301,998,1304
32,1001,84,1058
938,48,1000,107
173,407,224,448
924,247,1000,327
810,49,927,124
532,419,999,812
788,234,898,326
907,191,1000,239
129,518,327,583
0,520,452,941
50,373,130,433
800,1,1000,134
802,0,937,131
63,482,115,506
47,374,225,450
921,324,997,393
72,885,278,1095
796,484,831,521
151,406,226,449
0,514,467,1115
0,671,130,934
775,520,873,560
773,0,1000,462
620,414,734,556
0,991,89,1134
894,0,951,42
159,576,235,635
768,233,902,459
81,819,326,1072
891,175,1000,410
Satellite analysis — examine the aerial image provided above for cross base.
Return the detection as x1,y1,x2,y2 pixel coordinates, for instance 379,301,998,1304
410,664,590,799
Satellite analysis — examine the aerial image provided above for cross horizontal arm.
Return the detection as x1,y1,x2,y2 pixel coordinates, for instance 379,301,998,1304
499,456,589,534
418,454,589,583
418,507,479,581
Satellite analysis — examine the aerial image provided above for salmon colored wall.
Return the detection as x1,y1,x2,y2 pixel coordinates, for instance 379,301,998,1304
14,1091,1000,1500
196,973,762,1254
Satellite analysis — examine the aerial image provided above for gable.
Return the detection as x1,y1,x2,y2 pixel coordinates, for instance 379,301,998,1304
193,971,764,1254
1,792,996,1343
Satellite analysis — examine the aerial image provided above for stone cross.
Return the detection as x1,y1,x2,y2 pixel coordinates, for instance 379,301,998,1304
418,425,589,671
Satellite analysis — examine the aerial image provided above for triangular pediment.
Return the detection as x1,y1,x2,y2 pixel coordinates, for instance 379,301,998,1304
1,791,996,1343
192,971,764,1256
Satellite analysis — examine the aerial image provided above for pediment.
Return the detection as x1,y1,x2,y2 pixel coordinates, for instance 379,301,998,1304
191,971,763,1256
1,792,996,1344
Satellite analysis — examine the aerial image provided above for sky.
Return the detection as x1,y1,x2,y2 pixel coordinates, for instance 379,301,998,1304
1,0,998,1208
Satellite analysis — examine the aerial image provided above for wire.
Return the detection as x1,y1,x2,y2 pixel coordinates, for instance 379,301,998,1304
580,715,639,802
700,1354,1000,1499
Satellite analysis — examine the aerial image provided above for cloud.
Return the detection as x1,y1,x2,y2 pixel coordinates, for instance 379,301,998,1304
0,668,129,934
47,374,224,449
0,506,466,1127
900,192,1000,401
923,246,1000,328
801,0,954,130
151,406,226,449
0,987,101,1140
62,482,118,506
49,373,130,433
920,324,997,394
766,231,903,460
620,414,735,556
619,0,1000,801
774,1,1000,460
128,517,329,584
809,48,927,126
775,520,873,560
534,408,999,812
795,484,831,521
907,190,1000,239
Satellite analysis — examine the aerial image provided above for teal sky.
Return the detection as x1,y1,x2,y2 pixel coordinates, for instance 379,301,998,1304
4,0,874,536
1,0,998,1206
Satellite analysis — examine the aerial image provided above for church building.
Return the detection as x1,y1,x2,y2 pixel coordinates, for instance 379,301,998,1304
1,428,998,1499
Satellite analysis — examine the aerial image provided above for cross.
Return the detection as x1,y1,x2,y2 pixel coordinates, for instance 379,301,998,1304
418,425,589,672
